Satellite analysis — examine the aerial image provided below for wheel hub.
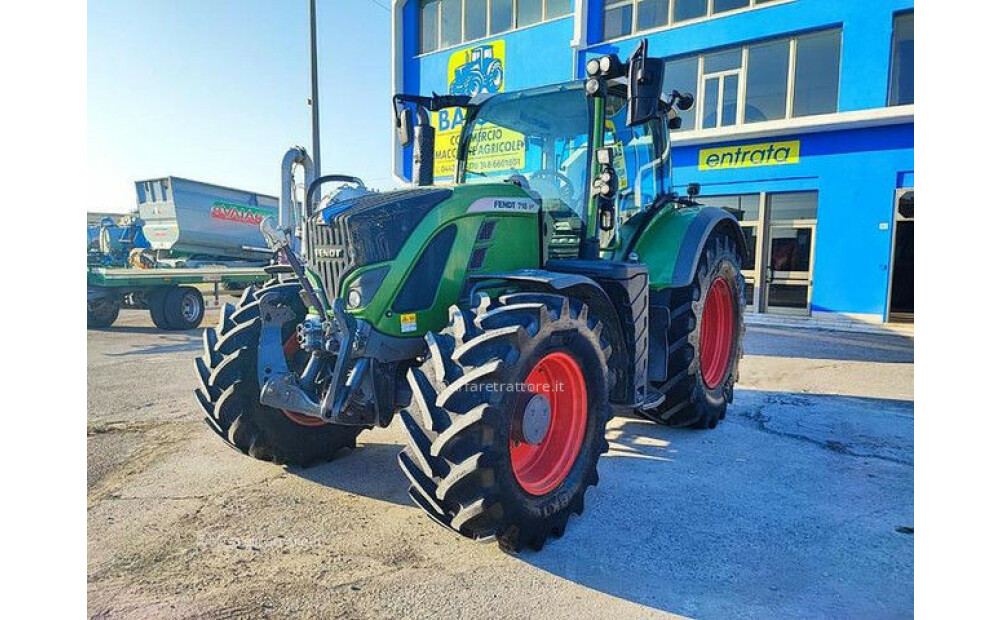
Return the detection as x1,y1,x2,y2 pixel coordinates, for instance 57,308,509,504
700,277,735,389
181,293,200,322
521,393,552,445
509,351,588,496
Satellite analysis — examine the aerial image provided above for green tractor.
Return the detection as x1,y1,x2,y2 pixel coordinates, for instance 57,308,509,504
193,41,746,552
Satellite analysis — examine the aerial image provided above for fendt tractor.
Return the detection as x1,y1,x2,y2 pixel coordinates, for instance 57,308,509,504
193,41,746,552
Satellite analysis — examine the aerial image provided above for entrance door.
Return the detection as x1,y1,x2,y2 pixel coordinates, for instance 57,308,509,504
889,189,914,322
762,192,818,315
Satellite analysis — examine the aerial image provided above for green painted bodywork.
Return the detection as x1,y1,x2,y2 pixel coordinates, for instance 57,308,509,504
617,206,706,291
338,183,541,338
306,82,731,341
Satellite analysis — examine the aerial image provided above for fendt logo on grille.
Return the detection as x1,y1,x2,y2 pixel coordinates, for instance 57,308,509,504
314,247,344,259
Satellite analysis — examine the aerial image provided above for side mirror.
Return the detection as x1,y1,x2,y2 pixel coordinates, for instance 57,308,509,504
675,91,695,111
626,40,665,127
396,107,413,147
687,183,701,198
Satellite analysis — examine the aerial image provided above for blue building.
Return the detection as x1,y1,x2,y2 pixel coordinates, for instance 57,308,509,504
391,0,914,325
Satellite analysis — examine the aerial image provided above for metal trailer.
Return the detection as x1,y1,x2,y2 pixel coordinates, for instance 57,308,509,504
135,176,279,263
87,265,269,330
87,177,282,330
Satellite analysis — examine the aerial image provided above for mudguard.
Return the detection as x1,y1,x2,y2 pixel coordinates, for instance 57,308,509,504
466,263,647,406
626,206,746,290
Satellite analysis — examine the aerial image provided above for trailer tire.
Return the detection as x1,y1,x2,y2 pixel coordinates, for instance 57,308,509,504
87,298,120,328
148,288,172,330
164,286,205,330
646,232,745,429
398,293,612,552
193,278,364,466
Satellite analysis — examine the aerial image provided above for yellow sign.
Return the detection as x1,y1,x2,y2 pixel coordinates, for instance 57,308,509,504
698,140,801,171
400,313,417,334
434,40,524,179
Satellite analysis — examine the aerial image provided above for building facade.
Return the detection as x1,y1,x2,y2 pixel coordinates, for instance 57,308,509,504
391,0,914,324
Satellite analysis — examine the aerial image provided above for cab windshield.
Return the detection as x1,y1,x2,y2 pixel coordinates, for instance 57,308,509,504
457,85,592,219
456,84,670,217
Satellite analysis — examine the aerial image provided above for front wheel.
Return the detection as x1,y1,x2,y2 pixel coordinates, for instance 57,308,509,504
193,278,364,465
87,298,120,328
397,293,611,552
646,232,746,429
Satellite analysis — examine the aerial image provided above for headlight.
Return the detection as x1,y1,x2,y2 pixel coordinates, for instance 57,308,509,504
586,58,601,76
345,265,390,309
347,289,362,309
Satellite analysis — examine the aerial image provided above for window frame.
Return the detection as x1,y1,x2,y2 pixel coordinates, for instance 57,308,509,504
601,0,792,43
887,10,914,107
673,27,842,133
418,0,573,56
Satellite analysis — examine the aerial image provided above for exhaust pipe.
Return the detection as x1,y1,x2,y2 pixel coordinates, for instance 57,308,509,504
279,147,316,256
413,108,435,187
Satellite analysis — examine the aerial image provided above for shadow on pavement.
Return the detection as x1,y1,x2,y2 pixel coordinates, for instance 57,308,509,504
290,442,411,507
516,391,914,618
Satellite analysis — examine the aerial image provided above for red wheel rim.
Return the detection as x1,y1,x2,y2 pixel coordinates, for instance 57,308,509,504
280,335,326,427
700,277,735,389
510,352,588,496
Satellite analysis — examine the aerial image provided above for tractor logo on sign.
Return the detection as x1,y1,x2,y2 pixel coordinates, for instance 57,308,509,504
449,43,504,97
434,40,518,179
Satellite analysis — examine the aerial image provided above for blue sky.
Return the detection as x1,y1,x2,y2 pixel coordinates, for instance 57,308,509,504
88,0,398,212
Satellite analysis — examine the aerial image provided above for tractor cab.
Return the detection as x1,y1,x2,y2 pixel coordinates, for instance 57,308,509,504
454,82,673,260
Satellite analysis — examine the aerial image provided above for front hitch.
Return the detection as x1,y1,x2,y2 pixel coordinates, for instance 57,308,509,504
257,293,369,424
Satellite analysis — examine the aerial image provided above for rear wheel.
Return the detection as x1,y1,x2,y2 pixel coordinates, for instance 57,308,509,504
646,232,745,429
193,277,364,466
87,298,120,328
165,286,205,330
148,288,172,330
397,293,611,552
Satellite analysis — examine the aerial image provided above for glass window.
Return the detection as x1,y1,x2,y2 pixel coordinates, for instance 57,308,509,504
637,0,669,32
721,74,738,126
768,192,818,221
420,0,439,53
490,0,513,34
702,73,739,129
793,30,841,117
889,12,914,106
767,283,809,309
699,194,761,221
673,0,708,23
440,0,462,47
714,0,750,12
605,95,667,210
699,194,760,267
517,0,543,27
745,39,790,123
663,56,698,131
603,1,634,39
462,87,591,218
464,0,487,41
704,48,741,73
546,0,572,18
702,77,719,129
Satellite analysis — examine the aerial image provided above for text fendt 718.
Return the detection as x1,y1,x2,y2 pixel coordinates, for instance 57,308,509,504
193,41,747,552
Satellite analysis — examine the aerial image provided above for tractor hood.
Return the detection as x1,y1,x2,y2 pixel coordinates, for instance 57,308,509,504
309,187,454,297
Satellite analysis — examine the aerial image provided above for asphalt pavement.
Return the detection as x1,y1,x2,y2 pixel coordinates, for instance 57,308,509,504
87,305,913,619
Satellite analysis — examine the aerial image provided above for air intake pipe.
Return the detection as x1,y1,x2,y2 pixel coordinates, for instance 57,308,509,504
279,146,316,256
412,107,435,187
